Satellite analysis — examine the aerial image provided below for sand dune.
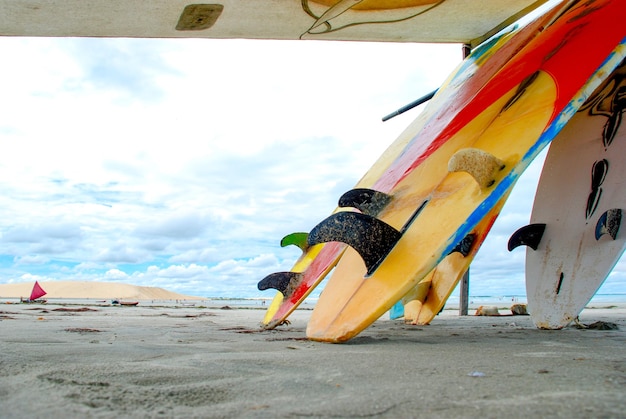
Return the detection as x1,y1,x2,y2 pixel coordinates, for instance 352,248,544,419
0,280,204,300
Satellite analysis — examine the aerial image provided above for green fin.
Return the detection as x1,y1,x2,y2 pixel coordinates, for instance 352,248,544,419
280,232,309,252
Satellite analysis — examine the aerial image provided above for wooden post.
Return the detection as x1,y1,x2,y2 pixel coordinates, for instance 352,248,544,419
462,43,471,59
459,43,471,316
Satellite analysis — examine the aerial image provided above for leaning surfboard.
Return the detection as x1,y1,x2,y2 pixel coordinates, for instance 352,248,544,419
396,189,512,325
306,0,626,343
259,90,440,328
509,58,626,329
258,5,565,329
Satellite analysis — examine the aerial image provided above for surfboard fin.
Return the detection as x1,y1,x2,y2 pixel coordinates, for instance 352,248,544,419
595,208,622,240
449,233,476,257
448,148,505,189
257,271,304,297
280,232,309,252
507,224,546,251
338,188,392,216
307,211,401,275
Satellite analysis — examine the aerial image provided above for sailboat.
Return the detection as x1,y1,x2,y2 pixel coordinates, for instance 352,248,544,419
21,281,47,303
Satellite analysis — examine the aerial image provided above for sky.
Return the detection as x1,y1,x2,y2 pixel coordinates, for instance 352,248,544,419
0,34,625,299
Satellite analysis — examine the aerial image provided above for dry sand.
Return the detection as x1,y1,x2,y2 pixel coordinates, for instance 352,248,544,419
1,300,625,418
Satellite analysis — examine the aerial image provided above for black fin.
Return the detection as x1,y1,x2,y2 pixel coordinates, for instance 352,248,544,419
595,208,622,240
257,271,303,297
280,232,309,252
338,188,392,216
449,233,476,257
307,212,401,275
508,224,546,251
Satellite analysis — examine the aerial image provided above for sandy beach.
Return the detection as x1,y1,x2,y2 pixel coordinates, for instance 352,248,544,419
1,299,625,418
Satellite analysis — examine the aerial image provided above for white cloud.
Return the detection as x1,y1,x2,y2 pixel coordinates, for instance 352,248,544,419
0,35,623,303
14,255,50,265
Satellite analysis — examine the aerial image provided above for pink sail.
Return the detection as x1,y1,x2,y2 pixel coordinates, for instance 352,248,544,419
29,281,47,301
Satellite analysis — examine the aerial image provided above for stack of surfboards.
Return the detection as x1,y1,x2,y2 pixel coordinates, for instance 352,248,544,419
259,0,626,342
258,1,564,329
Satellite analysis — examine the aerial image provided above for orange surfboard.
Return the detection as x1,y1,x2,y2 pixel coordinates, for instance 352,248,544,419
306,0,626,342
259,5,564,329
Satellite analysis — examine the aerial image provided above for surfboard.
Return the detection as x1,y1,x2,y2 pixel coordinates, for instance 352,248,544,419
306,0,626,342
0,0,549,47
395,189,512,325
259,97,440,328
258,5,565,329
508,58,626,329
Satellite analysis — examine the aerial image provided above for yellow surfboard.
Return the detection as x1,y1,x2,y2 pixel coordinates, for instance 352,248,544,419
306,0,626,342
259,82,451,326
260,79,451,326
307,75,553,341
401,190,511,325
259,5,564,328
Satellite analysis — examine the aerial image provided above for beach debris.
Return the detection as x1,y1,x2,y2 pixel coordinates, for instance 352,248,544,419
64,327,102,334
475,305,500,316
53,307,98,312
468,371,486,377
159,312,215,319
265,337,309,342
573,318,619,330
0,311,16,320
510,303,529,315
220,326,258,334
587,321,619,330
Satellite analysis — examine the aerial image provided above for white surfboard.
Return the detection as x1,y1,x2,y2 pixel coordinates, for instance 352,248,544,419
509,59,626,329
